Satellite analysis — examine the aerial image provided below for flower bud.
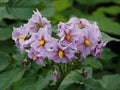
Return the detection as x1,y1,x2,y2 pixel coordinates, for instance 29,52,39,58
81,69,88,79
23,59,29,67
53,70,59,82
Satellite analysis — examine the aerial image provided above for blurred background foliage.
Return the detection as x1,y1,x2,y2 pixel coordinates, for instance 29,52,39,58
0,0,120,90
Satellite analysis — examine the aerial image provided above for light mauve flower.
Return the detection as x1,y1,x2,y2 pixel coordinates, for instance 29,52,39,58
27,49,45,65
77,27,99,59
58,22,66,33
58,22,80,49
67,17,101,38
90,22,102,41
28,9,51,33
94,42,106,59
67,17,91,30
58,22,74,34
12,24,30,51
12,10,106,65
30,27,54,54
47,43,75,63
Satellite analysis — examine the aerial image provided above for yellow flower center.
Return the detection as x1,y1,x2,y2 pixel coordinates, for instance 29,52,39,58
58,50,64,58
33,55,38,61
39,39,45,46
84,39,91,46
18,35,25,40
65,34,71,41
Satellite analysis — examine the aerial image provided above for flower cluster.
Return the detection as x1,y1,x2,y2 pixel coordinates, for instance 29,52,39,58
12,10,106,65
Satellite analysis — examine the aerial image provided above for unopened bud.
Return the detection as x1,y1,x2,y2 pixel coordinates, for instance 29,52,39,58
53,70,59,82
23,58,29,67
81,69,88,79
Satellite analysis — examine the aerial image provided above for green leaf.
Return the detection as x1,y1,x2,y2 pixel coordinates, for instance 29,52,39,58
84,67,93,79
0,7,13,21
82,57,103,69
113,0,120,4
52,25,57,33
41,7,55,17
0,0,9,3
52,0,72,12
99,74,120,90
0,52,10,71
100,47,117,60
0,39,16,53
34,70,53,90
12,69,52,90
60,7,85,19
87,16,120,35
58,71,84,90
12,53,26,65
76,0,105,5
12,77,36,90
31,62,42,71
53,14,67,23
101,32,120,42
6,0,39,20
0,28,13,40
93,6,120,16
0,68,26,90
85,78,104,90
76,0,120,5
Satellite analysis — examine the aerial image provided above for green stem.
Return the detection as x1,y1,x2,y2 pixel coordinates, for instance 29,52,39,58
54,69,70,90
57,63,64,75
54,62,75,89
53,58,83,89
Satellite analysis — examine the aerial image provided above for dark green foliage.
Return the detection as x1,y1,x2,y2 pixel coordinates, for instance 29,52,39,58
0,0,120,90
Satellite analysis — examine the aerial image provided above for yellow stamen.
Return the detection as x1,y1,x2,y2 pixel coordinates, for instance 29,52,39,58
84,39,91,46
65,34,71,41
33,55,38,61
39,39,45,46
58,50,64,58
18,35,25,40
